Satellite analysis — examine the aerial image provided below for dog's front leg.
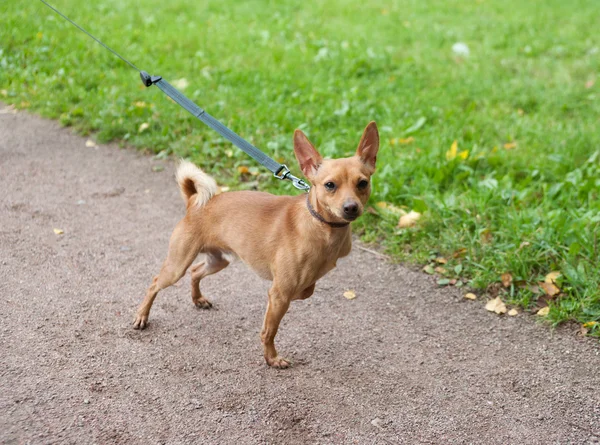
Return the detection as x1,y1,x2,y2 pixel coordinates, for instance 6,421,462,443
260,284,291,369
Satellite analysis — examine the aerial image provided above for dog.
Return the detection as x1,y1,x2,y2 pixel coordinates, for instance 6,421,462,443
133,121,379,368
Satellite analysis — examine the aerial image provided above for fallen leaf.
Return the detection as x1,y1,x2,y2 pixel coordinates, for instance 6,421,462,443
435,257,447,264
485,297,507,314
423,265,435,275
452,247,467,258
133,101,147,108
138,122,150,132
172,78,189,89
437,278,450,286
446,140,458,161
504,142,517,150
151,165,164,172
398,136,415,144
449,279,457,285
539,281,560,297
580,325,589,336
85,139,97,148
508,308,519,316
237,166,250,174
53,228,64,235
397,210,421,228
434,266,447,274
501,273,513,288
583,321,597,328
464,293,477,300
544,271,561,284
343,290,356,300
519,241,531,249
537,306,550,316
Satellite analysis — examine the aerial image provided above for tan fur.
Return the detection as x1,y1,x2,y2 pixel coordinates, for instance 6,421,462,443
133,122,379,368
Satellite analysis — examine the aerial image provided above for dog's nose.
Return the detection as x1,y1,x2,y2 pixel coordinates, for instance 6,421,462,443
343,202,359,217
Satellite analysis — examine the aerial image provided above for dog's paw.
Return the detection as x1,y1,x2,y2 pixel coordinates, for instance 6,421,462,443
194,298,213,310
266,356,291,369
133,314,148,330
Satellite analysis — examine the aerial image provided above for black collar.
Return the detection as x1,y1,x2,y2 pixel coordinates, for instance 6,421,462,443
305,194,350,228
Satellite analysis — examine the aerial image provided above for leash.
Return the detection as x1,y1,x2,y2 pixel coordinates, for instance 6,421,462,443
38,0,310,192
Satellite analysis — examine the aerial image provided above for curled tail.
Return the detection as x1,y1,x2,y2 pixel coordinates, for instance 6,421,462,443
175,160,218,208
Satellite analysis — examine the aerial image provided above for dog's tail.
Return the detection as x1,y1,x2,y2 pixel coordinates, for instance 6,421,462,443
175,160,218,208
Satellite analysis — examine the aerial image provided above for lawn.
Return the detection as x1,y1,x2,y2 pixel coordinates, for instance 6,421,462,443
2,0,599,336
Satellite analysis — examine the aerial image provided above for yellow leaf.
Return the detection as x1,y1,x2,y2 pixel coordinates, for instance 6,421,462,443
458,150,469,160
237,166,250,174
508,308,519,316
446,140,458,161
537,306,550,316
544,271,561,284
134,101,147,108
138,122,150,132
434,266,447,274
435,257,447,264
53,228,64,235
85,139,97,148
540,282,560,297
343,290,356,300
399,137,415,145
583,321,597,328
485,297,507,314
397,210,421,228
452,247,467,258
501,273,513,288
504,142,517,150
464,293,477,300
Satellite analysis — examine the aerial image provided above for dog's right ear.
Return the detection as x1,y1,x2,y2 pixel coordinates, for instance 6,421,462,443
293,130,322,179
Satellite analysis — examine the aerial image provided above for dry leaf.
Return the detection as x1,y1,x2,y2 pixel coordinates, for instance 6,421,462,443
398,210,421,228
85,139,97,148
539,282,560,297
544,271,561,284
435,257,447,264
485,297,507,314
537,306,550,316
503,142,517,150
423,265,435,275
480,229,493,244
343,290,356,300
452,247,467,258
138,122,150,132
53,228,64,235
464,293,477,300
434,266,447,274
508,308,519,316
501,273,513,288
446,140,458,161
237,166,250,174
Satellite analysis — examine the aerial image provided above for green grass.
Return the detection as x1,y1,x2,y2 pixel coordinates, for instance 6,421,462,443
2,0,599,336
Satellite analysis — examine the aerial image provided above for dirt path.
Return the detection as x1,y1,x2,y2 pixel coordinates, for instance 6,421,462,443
1,105,599,444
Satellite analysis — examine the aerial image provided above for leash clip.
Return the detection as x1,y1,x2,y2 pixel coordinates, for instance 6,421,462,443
274,165,311,191
140,71,163,87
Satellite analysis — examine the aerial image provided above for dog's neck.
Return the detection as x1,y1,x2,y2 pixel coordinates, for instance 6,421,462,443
305,192,350,229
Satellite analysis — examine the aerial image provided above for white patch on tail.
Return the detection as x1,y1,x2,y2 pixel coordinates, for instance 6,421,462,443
175,160,218,208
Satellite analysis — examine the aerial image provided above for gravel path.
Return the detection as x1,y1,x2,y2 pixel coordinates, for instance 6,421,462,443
1,105,599,444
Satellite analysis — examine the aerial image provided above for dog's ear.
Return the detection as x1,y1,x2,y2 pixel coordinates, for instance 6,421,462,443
293,130,322,179
355,121,379,169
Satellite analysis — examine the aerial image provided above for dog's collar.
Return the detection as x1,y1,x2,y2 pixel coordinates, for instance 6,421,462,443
305,194,350,228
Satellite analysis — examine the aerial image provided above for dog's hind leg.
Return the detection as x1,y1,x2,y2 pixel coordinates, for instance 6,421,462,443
189,251,230,309
133,221,201,329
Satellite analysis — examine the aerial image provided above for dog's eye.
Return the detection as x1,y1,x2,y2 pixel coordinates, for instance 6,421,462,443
324,182,336,191
357,179,369,190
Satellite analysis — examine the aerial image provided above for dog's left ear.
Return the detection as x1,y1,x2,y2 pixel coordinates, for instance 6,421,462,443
294,129,323,179
356,121,379,169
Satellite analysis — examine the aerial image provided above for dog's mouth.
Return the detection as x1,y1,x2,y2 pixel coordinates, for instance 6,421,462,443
342,213,360,222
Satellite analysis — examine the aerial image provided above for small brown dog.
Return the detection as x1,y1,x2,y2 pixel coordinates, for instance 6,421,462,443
133,121,379,368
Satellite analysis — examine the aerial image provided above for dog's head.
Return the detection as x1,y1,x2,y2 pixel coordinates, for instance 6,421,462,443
294,121,379,222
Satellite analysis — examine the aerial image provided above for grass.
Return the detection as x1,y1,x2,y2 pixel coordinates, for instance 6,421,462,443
2,0,599,337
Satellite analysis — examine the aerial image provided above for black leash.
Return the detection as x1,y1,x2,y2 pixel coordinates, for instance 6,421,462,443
38,0,310,192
